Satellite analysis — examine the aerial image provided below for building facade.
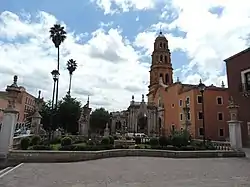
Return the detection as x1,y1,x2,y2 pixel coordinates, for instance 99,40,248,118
111,32,230,140
225,48,250,146
147,32,230,141
0,86,36,123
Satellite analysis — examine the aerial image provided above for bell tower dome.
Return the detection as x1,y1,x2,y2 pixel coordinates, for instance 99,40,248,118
147,31,173,103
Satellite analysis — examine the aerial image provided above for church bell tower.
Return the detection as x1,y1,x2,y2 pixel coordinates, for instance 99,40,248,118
147,31,173,103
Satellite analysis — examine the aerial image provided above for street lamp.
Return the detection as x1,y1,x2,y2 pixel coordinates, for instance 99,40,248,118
51,70,60,110
198,79,206,144
49,69,59,142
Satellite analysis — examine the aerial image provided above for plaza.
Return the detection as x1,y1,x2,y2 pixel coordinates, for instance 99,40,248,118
0,156,250,187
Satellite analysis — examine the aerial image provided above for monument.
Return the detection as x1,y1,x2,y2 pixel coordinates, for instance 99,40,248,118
104,123,110,137
78,96,91,136
111,94,163,136
31,90,44,135
0,75,21,158
227,96,242,150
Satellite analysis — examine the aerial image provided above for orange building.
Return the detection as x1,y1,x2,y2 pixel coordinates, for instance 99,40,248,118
0,86,37,123
148,32,230,141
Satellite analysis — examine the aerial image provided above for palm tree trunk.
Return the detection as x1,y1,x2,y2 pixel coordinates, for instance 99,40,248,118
68,73,72,95
55,46,60,109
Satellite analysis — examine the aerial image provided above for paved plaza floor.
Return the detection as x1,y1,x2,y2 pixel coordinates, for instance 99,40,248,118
0,157,250,187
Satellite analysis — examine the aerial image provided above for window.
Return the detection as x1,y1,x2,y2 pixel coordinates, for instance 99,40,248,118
218,112,223,120
165,73,169,84
245,72,250,88
159,43,162,48
241,69,250,91
199,127,204,136
163,43,166,49
198,111,203,120
180,113,183,121
217,97,223,105
179,99,183,107
219,128,224,137
172,104,175,108
160,55,163,62
186,97,190,105
197,95,202,104
165,55,167,63
171,125,175,131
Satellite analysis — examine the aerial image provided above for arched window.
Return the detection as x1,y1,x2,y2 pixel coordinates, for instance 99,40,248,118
160,55,163,62
165,73,169,84
165,55,167,63
159,73,163,80
163,43,166,49
159,43,162,48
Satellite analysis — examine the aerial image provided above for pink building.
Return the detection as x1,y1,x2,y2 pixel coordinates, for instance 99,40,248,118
0,87,36,123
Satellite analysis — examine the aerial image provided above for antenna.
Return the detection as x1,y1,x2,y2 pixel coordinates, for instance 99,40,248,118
159,25,162,34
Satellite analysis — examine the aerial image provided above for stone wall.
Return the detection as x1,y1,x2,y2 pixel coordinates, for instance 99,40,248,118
7,149,245,164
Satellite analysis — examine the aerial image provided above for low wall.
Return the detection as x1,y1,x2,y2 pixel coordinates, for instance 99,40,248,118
7,149,246,164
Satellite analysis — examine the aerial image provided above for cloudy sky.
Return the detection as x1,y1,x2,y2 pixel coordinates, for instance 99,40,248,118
0,0,250,111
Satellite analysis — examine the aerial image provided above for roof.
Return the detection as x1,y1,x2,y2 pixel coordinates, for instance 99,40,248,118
224,47,250,62
178,83,228,94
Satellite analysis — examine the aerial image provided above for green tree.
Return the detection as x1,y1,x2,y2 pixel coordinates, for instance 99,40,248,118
57,94,81,134
66,59,77,96
40,101,53,131
89,108,110,133
49,24,67,108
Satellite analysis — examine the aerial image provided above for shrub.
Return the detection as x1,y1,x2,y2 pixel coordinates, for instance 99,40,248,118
171,131,189,148
109,136,114,145
101,137,110,145
31,135,41,146
49,137,61,144
61,137,72,146
20,137,30,150
135,145,140,149
159,136,170,147
135,137,141,144
149,137,159,147
29,145,52,150
87,139,95,146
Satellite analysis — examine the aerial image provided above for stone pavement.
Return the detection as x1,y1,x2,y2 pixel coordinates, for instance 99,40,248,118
0,157,250,187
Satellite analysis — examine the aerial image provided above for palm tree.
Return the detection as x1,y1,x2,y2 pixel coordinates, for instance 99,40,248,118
49,24,67,108
67,59,77,96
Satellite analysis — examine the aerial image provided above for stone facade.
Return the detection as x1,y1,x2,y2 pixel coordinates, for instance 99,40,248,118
78,96,91,136
111,94,164,136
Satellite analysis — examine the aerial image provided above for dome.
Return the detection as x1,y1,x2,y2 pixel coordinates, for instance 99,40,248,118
155,31,167,41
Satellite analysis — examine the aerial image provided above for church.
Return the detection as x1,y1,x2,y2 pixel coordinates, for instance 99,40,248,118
110,31,170,136
111,31,229,141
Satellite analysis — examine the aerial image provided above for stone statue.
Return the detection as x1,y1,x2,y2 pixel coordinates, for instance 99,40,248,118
104,123,110,137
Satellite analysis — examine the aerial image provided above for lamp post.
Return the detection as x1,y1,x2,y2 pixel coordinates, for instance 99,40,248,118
198,79,206,144
49,70,59,141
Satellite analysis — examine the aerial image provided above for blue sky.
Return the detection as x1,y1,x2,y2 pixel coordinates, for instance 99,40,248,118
0,0,250,110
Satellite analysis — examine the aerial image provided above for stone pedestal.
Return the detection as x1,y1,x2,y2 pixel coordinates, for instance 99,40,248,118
228,120,242,150
31,111,42,135
0,109,19,157
227,96,242,150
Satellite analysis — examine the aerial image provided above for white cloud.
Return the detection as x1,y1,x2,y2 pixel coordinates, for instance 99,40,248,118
91,0,165,14
134,0,250,86
0,11,149,111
